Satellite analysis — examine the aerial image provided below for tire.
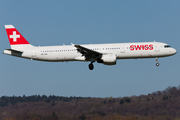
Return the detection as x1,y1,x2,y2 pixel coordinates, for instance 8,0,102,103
156,63,159,66
89,63,94,70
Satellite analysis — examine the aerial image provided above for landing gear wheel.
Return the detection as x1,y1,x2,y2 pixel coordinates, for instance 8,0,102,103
156,63,159,66
155,58,159,67
89,63,94,70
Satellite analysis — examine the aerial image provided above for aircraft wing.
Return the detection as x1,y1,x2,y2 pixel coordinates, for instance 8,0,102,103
74,45,102,58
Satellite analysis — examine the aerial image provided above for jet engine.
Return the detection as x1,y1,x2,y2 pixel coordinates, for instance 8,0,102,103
97,54,116,65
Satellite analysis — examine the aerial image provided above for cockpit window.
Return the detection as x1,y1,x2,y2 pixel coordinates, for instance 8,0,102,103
164,45,171,48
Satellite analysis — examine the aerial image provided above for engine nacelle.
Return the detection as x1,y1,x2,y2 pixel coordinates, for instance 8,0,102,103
97,54,117,65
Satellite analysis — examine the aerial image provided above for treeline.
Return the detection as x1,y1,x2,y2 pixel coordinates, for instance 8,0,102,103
0,86,180,120
0,95,90,107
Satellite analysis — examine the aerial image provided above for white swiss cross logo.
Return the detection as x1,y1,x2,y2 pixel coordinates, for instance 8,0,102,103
10,31,20,42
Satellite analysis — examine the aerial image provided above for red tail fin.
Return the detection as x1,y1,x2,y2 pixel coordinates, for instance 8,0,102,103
5,25,29,45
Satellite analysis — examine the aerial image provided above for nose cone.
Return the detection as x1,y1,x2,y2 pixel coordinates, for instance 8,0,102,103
172,48,177,55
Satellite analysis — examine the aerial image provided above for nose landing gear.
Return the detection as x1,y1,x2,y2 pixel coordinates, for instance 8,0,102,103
156,63,159,66
155,58,160,66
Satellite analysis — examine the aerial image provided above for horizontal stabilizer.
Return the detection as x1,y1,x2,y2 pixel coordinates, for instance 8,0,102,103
3,49,23,57
6,49,23,53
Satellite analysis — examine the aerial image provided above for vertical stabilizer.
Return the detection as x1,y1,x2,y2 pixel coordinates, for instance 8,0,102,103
5,25,33,49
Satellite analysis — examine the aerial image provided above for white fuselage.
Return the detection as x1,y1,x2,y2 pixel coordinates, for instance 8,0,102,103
4,42,177,62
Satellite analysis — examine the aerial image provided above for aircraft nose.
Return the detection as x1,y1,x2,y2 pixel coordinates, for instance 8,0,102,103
172,48,177,55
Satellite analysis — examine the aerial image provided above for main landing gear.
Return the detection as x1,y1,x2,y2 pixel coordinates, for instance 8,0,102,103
89,58,95,70
155,58,160,67
89,63,94,70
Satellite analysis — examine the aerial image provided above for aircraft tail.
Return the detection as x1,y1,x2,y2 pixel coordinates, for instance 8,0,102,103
5,25,33,49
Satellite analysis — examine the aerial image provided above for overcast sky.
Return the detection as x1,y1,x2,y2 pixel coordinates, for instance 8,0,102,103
0,0,179,98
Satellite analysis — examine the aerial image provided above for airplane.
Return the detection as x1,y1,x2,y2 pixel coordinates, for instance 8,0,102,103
3,25,177,70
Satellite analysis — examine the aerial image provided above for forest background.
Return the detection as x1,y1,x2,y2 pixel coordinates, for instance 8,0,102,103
0,86,180,120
